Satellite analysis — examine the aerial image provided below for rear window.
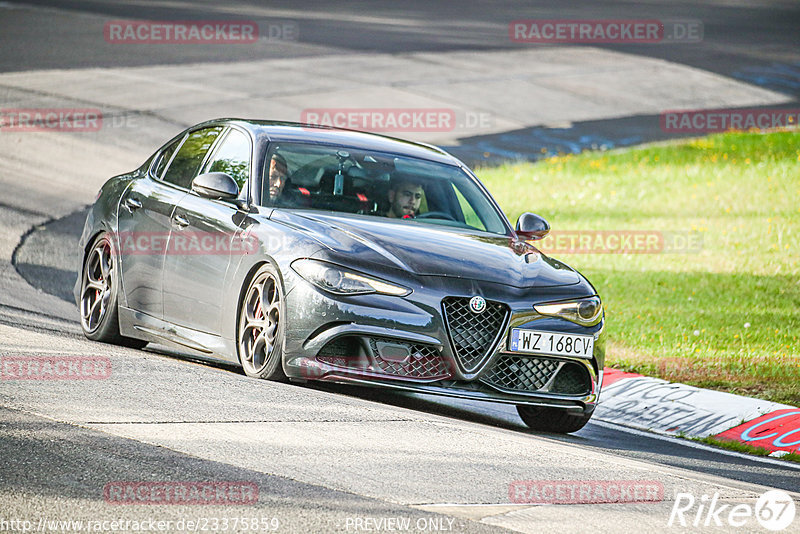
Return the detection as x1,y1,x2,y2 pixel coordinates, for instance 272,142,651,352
153,137,182,179
161,127,223,189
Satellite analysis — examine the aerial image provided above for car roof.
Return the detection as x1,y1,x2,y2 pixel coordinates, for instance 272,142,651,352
194,118,462,167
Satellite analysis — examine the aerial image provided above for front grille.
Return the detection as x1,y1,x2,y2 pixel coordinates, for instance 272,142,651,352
442,297,509,372
481,355,560,393
368,337,450,379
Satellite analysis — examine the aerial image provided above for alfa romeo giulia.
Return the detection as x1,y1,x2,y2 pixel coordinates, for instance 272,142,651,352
75,119,605,433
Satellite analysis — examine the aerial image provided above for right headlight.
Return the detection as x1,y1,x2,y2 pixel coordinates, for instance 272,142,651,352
534,296,603,327
291,259,410,297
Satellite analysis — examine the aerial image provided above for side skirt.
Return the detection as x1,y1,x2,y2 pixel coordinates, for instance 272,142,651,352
118,306,240,365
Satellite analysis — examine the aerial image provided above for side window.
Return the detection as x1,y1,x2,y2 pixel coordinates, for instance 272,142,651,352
153,137,182,179
161,127,223,189
204,129,251,190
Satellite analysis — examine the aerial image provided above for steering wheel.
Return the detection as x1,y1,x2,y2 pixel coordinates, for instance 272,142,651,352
415,211,456,221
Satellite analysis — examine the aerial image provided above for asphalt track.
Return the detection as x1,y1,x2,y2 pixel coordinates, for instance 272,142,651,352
3,0,800,161
1,1,799,533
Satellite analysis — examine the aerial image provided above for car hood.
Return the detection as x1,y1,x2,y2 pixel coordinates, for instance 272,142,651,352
270,210,581,288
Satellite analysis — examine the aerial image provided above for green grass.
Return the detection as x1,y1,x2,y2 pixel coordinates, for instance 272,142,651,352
693,436,800,464
476,130,800,406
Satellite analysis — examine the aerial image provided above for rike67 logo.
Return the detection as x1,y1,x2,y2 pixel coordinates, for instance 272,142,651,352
669,490,796,531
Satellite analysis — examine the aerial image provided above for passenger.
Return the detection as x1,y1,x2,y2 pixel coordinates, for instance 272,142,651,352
267,153,289,202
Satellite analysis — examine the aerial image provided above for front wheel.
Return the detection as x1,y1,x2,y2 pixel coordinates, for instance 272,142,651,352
237,264,287,381
517,405,592,434
79,233,147,349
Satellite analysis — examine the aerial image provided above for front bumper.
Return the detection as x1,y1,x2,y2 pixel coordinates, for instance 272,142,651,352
282,273,604,414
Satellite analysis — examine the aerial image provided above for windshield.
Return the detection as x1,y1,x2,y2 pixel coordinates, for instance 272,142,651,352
260,142,508,234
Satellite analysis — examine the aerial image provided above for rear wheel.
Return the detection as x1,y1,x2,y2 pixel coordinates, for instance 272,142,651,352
79,233,147,349
516,405,592,434
238,264,287,380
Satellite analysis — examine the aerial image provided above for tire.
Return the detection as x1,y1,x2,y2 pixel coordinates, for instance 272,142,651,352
79,232,147,349
237,264,287,381
516,405,592,434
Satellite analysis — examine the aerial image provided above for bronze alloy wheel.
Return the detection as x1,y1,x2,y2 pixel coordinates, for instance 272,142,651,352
80,235,115,334
79,233,146,348
238,265,286,380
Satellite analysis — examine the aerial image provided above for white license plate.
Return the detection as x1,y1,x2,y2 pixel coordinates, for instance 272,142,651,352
509,329,594,359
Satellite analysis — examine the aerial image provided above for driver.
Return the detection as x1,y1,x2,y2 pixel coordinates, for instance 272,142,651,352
267,153,311,208
386,177,424,218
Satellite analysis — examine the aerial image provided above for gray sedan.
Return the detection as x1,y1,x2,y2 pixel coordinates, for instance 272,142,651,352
75,119,605,433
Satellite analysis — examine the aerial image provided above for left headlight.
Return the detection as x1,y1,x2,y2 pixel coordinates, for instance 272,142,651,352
291,259,410,297
534,296,603,327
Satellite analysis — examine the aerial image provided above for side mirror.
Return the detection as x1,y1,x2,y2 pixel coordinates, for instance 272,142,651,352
191,172,239,201
515,212,550,240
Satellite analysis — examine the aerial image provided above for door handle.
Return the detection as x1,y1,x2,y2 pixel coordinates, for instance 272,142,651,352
173,214,190,228
123,197,142,213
